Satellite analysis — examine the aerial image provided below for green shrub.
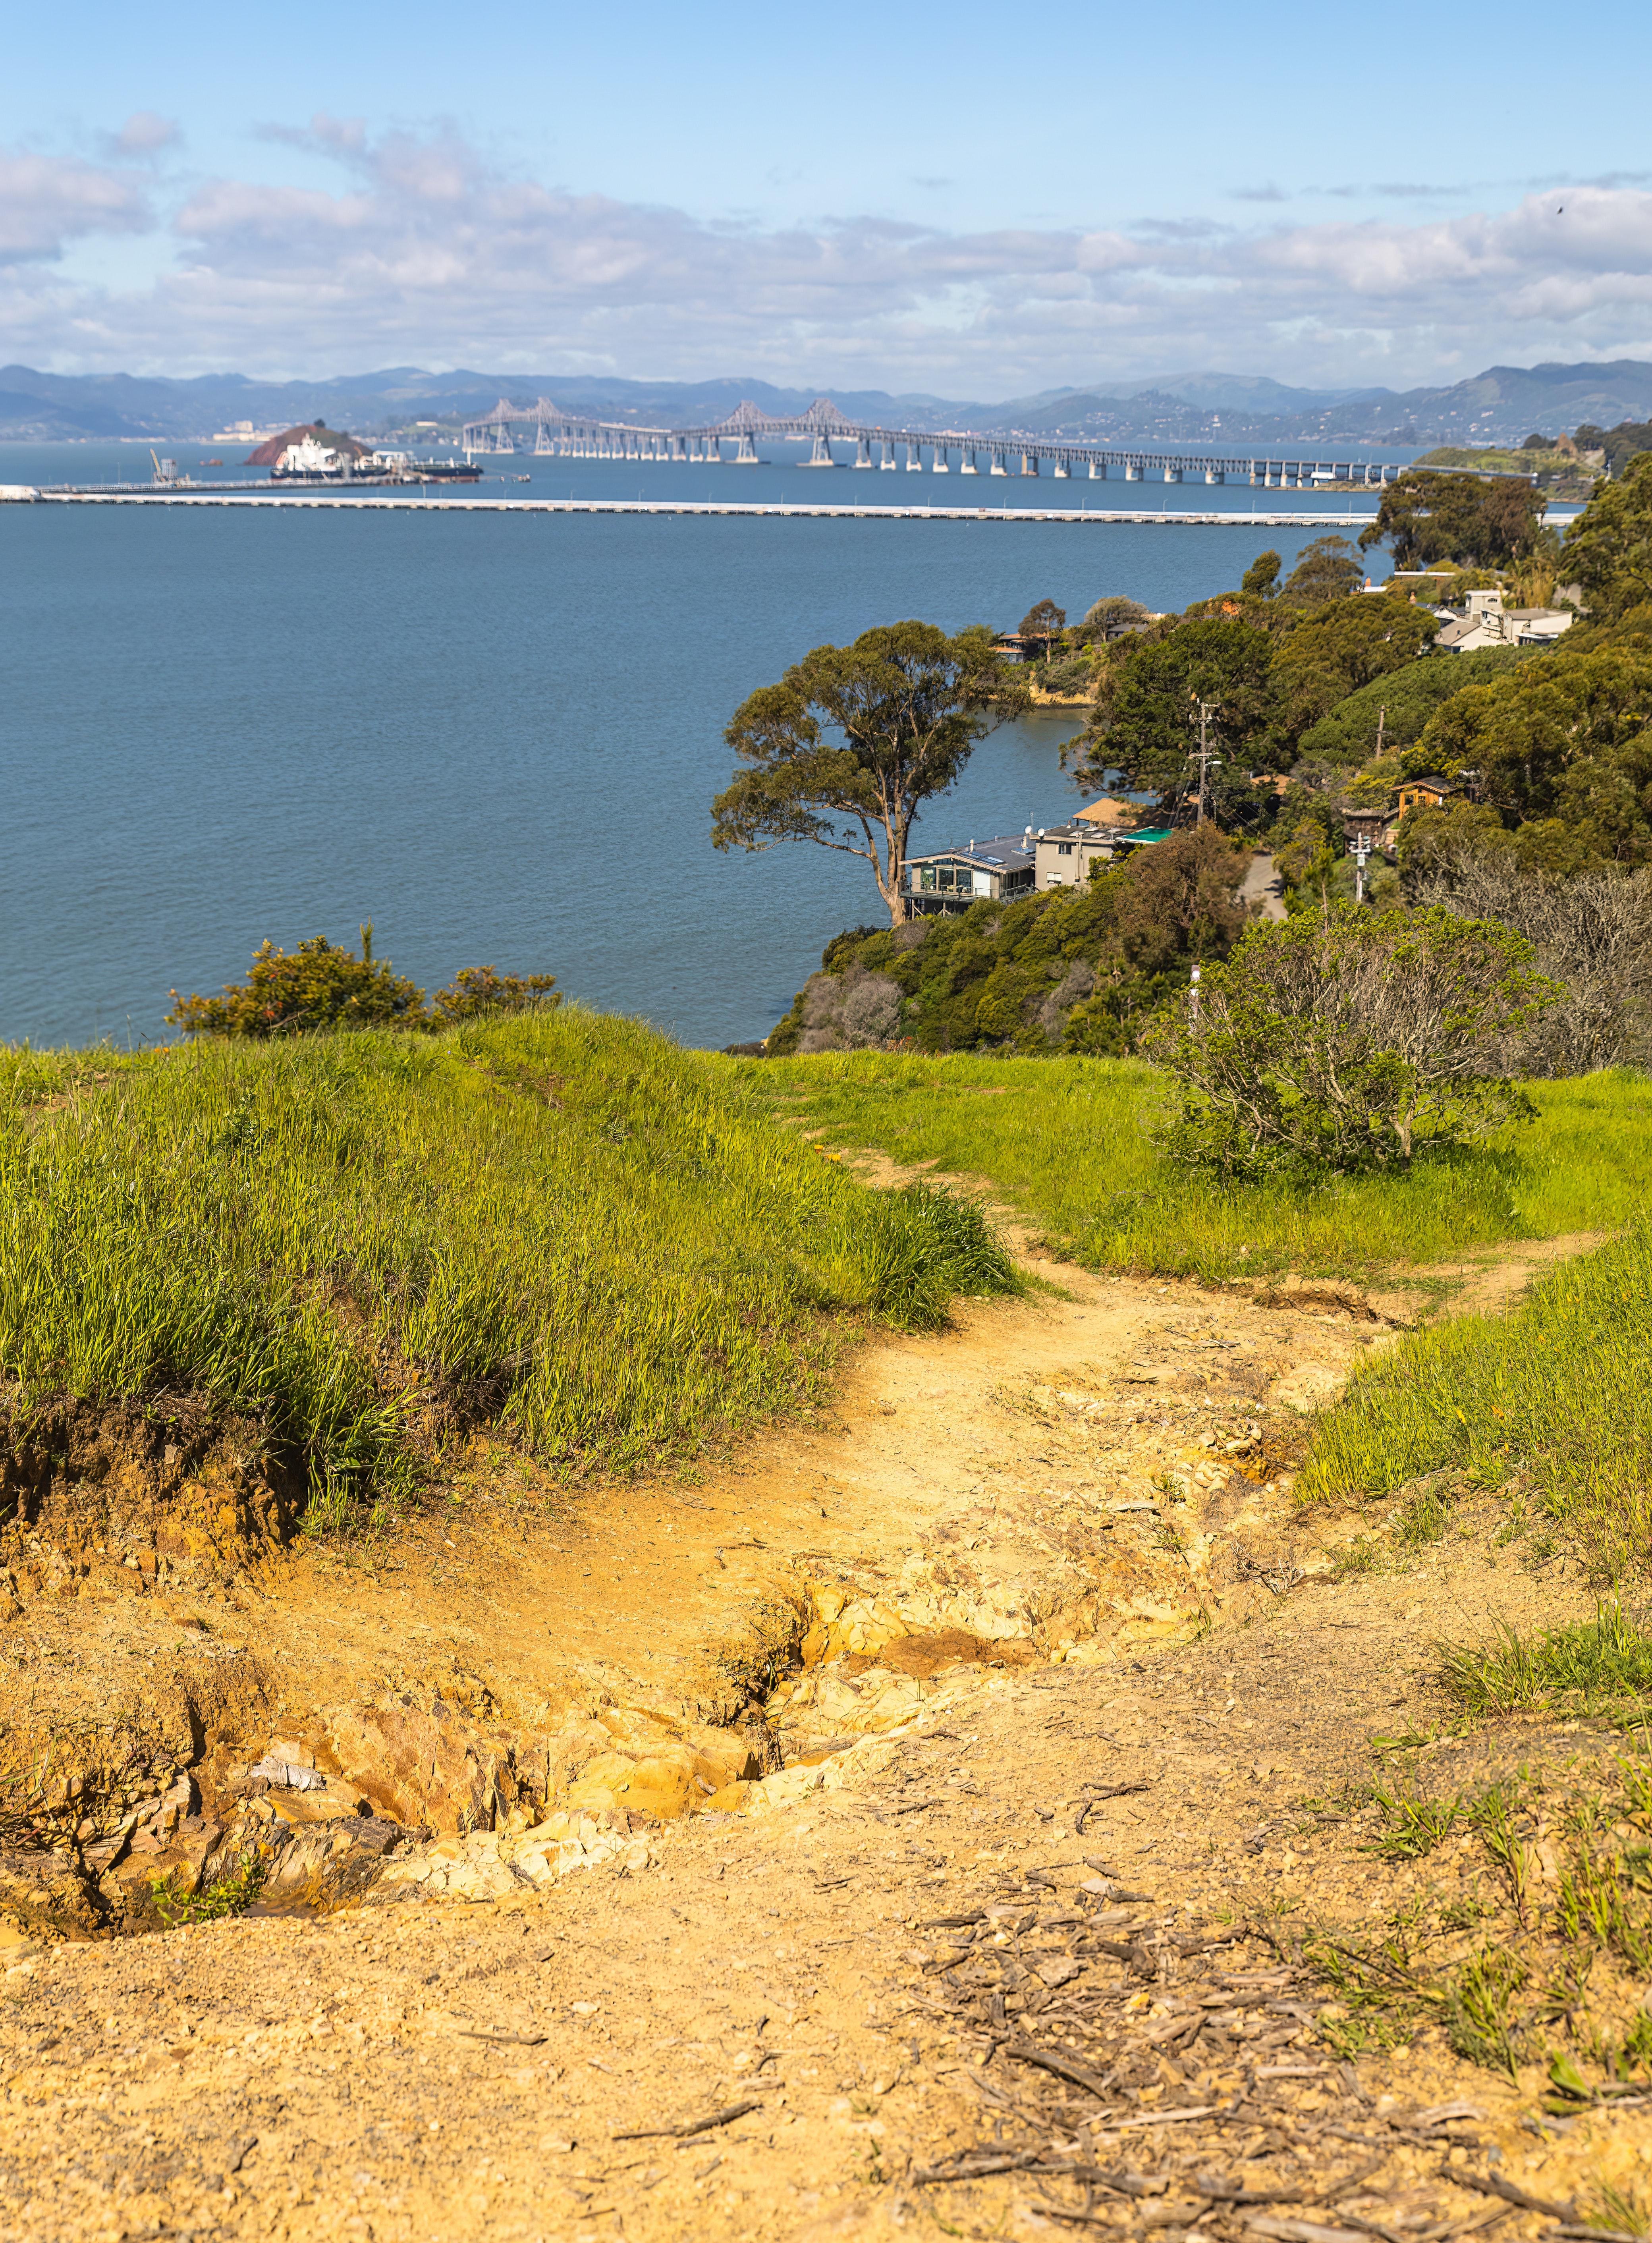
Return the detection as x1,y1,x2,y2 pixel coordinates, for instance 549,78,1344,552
1148,905,1554,1177
166,927,559,1038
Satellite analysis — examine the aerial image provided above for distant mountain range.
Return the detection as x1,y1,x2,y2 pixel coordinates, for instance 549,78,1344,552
6,359,1652,450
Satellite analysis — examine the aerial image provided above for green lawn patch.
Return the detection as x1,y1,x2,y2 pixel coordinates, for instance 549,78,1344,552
739,1052,1652,1284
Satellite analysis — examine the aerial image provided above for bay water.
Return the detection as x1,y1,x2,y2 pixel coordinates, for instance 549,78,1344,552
2,441,1391,1050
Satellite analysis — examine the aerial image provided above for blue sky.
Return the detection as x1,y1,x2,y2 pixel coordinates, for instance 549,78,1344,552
6,0,1652,390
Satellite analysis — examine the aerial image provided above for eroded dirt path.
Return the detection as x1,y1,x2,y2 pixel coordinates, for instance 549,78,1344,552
1,1253,1644,2239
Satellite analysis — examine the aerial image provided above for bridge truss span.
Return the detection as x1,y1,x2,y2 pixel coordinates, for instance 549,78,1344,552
458,394,1408,489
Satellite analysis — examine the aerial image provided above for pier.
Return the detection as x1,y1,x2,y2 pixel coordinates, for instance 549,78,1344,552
15,490,1383,527
458,393,1413,490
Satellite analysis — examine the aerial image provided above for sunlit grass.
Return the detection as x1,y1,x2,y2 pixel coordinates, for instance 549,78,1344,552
1303,1225,1652,1571
1436,1606,1652,1721
0,1012,1017,1525
739,1052,1652,1282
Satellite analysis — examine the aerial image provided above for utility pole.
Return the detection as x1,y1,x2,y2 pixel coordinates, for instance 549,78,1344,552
1350,831,1373,905
1374,704,1386,760
1193,700,1222,826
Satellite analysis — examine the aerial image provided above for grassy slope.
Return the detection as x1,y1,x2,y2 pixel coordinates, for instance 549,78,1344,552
1303,1222,1652,1571
0,1012,1014,1522
741,1051,1652,1282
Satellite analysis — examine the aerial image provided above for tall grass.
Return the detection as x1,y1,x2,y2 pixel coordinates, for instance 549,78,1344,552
1302,1225,1652,1570
743,1052,1652,1282
0,1012,1016,1521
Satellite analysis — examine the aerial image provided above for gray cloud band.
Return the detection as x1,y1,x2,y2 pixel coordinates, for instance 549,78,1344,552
3,121,1651,384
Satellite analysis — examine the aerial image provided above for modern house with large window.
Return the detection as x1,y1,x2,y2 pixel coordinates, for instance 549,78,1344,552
904,834,1036,914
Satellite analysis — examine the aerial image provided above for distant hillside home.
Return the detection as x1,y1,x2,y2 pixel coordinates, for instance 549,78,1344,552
1436,587,1575,652
1394,774,1462,816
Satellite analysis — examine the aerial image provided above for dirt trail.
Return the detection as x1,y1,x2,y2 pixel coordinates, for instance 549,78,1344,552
0,1249,1645,2239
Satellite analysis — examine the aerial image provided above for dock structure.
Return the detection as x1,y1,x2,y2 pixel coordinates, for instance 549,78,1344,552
458,393,1411,490
15,490,1384,528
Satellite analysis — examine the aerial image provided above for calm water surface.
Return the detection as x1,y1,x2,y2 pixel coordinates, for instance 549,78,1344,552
2,442,1392,1050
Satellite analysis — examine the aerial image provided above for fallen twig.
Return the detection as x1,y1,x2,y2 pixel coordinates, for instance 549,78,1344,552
913,2149,1042,2184
1005,2042,1117,2097
612,2100,760,2143
1454,2175,1575,2224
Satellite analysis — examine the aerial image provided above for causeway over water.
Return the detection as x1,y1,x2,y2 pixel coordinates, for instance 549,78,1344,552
23,490,1380,528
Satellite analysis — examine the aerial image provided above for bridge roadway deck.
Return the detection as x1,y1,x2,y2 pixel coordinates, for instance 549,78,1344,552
27,490,1380,527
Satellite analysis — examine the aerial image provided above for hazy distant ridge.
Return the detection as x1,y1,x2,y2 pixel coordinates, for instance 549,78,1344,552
7,359,1652,449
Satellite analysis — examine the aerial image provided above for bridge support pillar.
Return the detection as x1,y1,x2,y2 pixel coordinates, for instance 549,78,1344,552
906,443,923,470
932,446,949,471
1124,463,1142,481
1053,459,1070,477
1205,468,1219,484
880,441,897,469
805,432,835,467
1021,452,1038,475
960,450,978,473
1089,460,1106,479
1163,466,1181,482
734,432,760,464
854,436,873,468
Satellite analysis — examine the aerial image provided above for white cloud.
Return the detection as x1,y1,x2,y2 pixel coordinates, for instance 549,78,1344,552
106,112,181,161
0,150,151,264
5,124,1652,389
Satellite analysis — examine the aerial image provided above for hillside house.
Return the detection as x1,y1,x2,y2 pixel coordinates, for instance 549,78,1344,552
904,808,1171,916
904,835,1036,915
1437,588,1575,652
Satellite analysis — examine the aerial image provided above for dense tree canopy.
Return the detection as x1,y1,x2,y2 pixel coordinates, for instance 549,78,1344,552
1561,453,1652,623
1410,645,1652,866
1067,615,1276,814
1357,469,1547,569
1018,597,1067,660
1574,421,1652,477
1281,535,1365,605
1294,645,1537,773
711,621,1029,925
1268,594,1440,749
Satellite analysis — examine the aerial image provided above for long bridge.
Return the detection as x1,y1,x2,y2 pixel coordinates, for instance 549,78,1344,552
459,394,1407,489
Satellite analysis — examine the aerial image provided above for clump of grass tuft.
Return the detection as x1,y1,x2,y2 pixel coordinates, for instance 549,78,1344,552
862,1183,1019,1330
1395,1482,1454,1545
0,1013,1019,1528
1302,1224,1652,1571
1445,1947,1528,2079
1367,1783,1460,1860
1437,1605,1652,1722
152,1853,266,1926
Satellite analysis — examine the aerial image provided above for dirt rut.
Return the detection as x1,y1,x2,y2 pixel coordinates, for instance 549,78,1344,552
1,1253,1644,2238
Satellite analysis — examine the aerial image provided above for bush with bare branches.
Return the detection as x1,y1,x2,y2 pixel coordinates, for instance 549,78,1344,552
1148,905,1558,1177
1408,851,1652,1074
